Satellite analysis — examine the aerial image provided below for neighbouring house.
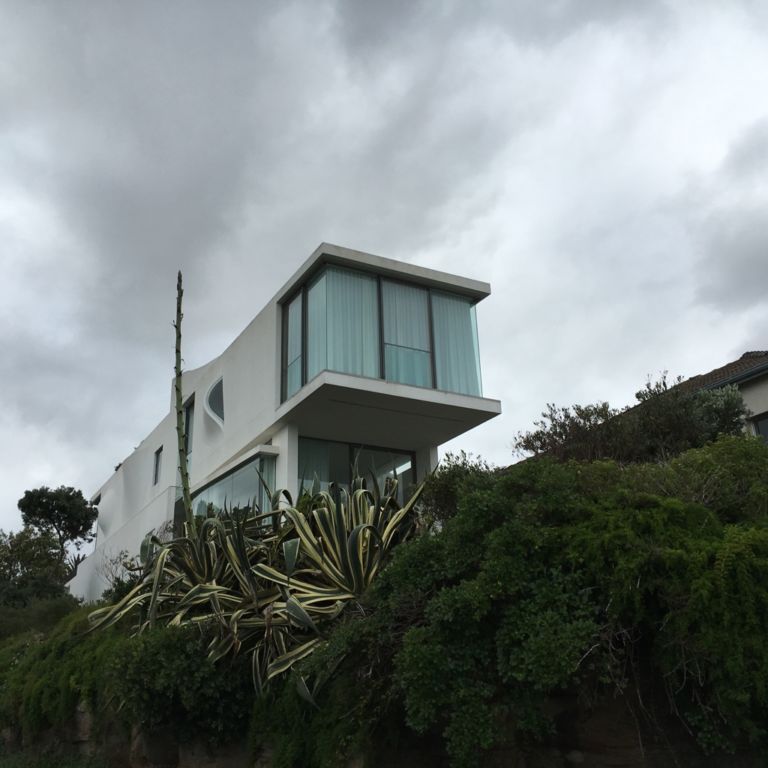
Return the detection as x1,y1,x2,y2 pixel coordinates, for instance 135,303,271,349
683,350,768,440
68,243,502,601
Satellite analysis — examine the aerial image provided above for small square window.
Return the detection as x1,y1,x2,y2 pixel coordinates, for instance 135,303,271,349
153,446,163,485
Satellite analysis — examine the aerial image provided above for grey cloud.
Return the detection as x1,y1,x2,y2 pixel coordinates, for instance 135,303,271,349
3,1,334,348
723,118,768,180
690,117,768,312
2,0,768,532
696,207,768,311
332,0,670,59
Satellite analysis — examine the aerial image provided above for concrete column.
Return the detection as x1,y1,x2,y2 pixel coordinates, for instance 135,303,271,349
272,423,299,504
415,445,439,483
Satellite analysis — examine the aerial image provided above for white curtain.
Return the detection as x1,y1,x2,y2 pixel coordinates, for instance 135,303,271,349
307,272,327,380
432,292,482,396
285,293,303,398
325,267,380,378
382,280,432,387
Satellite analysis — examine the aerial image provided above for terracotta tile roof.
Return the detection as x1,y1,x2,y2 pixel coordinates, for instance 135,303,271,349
681,351,768,391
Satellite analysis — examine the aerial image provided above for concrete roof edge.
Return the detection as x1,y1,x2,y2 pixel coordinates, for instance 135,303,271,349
275,242,491,303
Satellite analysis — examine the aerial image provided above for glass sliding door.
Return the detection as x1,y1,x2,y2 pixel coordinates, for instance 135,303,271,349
298,438,350,494
381,280,432,387
354,446,414,502
432,291,482,396
298,437,415,505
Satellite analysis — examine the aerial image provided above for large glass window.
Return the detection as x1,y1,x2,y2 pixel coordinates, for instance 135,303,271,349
381,280,432,387
307,267,379,380
298,437,414,504
284,293,303,399
192,454,276,516
307,271,327,380
432,292,482,397
282,265,484,400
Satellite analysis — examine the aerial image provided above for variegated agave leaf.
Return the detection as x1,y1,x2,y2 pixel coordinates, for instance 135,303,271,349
91,480,422,693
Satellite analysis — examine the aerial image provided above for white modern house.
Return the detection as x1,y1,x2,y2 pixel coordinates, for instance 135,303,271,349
69,244,501,601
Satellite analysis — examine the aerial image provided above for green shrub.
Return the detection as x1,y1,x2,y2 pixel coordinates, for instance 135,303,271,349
0,595,79,641
0,612,254,750
5,435,768,767
417,451,494,527
259,436,768,767
0,753,107,768
0,608,127,739
112,626,253,745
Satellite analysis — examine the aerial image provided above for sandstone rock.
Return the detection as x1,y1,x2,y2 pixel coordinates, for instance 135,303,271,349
130,725,179,768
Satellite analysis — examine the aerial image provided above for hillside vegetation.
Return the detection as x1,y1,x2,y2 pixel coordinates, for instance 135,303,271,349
2,391,768,766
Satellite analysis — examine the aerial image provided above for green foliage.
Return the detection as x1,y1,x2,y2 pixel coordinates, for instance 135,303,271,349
0,608,127,740
113,626,253,744
91,479,420,694
6,435,768,767
0,596,79,641
253,436,768,767
97,550,141,604
17,486,98,577
248,610,413,768
417,451,494,527
0,611,253,750
628,434,768,523
0,527,70,607
514,377,749,463
0,753,107,768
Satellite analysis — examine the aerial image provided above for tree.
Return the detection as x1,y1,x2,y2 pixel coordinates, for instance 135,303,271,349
17,486,98,576
0,526,68,606
514,376,749,463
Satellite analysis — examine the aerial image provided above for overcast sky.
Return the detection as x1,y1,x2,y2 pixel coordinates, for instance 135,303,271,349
2,0,767,532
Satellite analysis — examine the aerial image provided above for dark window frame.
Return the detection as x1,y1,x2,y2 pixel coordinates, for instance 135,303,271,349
380,275,434,389
190,452,277,503
281,287,306,402
183,396,195,456
280,263,479,402
153,446,163,486
298,435,417,500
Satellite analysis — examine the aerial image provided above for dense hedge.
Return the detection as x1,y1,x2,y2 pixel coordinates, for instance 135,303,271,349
3,435,768,767
0,611,252,749
255,436,768,766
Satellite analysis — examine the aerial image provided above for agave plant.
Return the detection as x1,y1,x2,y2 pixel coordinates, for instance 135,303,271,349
90,477,420,694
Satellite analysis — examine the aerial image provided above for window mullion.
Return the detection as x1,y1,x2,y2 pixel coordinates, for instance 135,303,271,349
301,285,308,387
377,276,384,379
427,289,437,389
